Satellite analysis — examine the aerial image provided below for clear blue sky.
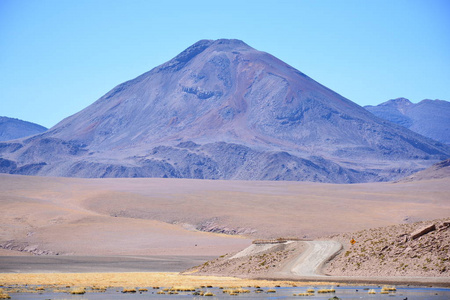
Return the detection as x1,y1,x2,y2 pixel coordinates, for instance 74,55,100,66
1,0,449,128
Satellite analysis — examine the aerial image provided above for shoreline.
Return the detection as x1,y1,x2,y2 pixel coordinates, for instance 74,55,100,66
254,275,450,288
1,272,449,289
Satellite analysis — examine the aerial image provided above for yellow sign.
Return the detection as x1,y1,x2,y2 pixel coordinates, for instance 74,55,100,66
350,239,356,245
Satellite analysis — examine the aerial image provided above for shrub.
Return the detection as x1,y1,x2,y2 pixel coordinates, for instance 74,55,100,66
0,288,11,299
122,287,136,293
70,287,86,294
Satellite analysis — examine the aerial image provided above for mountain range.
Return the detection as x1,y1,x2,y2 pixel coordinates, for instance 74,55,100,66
365,98,450,145
0,39,449,182
0,117,47,142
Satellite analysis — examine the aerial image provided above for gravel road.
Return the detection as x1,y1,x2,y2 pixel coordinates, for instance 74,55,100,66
281,240,342,276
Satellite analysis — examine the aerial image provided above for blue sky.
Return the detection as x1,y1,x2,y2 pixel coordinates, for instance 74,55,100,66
1,0,449,128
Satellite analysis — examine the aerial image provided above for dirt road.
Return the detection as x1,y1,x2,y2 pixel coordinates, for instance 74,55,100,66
281,240,342,277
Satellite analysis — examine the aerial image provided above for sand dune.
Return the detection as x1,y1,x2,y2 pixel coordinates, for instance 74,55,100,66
1,174,449,256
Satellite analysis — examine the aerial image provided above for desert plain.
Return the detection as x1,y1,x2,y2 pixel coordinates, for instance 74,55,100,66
1,173,449,256
1,173,449,293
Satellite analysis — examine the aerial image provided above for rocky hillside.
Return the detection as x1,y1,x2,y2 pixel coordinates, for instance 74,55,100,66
185,240,305,278
325,218,450,277
189,218,450,279
365,98,450,144
0,39,449,182
0,117,47,142
398,159,450,182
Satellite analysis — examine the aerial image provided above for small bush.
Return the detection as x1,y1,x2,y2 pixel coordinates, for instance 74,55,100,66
122,287,136,293
70,287,86,294
0,288,11,299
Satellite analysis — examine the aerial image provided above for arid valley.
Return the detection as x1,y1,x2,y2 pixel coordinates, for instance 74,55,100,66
2,3,450,297
0,172,450,299
1,173,449,256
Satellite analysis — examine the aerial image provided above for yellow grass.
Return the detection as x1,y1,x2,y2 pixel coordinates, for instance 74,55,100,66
0,288,11,299
381,285,396,292
223,288,251,294
122,287,136,293
70,287,86,294
0,272,340,289
317,288,336,293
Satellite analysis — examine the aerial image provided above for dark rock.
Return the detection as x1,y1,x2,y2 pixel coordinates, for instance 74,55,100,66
411,224,436,240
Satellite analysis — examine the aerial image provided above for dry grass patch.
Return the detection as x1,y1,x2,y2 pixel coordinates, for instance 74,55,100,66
122,287,136,293
317,287,336,293
70,287,86,294
0,272,337,289
0,289,10,299
381,285,396,292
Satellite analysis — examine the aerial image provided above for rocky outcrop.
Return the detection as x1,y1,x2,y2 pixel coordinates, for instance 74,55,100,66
411,224,436,240
0,241,60,255
196,219,256,235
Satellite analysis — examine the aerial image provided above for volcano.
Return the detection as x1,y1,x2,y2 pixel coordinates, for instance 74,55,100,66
1,39,449,182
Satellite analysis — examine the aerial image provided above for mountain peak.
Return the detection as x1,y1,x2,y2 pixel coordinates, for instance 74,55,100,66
210,38,251,49
1,41,449,181
382,97,412,106
158,39,253,72
379,98,413,114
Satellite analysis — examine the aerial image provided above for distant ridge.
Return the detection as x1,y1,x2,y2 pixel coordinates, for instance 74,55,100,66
365,98,450,144
398,159,450,182
0,39,449,182
0,116,47,142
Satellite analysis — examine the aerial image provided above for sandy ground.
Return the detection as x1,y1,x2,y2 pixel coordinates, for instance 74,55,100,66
1,174,449,257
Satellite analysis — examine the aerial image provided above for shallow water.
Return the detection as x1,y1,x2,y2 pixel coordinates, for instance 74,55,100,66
7,286,450,299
